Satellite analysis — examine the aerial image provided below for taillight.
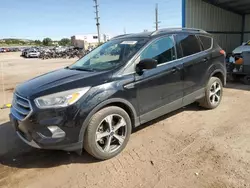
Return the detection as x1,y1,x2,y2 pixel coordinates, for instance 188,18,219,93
220,50,226,56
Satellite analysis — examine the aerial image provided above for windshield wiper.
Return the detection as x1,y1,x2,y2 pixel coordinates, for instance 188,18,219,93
65,66,95,72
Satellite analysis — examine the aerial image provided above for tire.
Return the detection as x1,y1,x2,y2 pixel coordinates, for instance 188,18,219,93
227,73,237,82
242,75,250,85
84,106,132,160
199,77,223,109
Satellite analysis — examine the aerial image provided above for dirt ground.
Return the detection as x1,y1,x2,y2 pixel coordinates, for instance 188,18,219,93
0,53,250,188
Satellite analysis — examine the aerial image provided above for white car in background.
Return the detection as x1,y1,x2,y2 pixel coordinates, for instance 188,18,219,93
233,41,250,54
54,46,67,53
25,49,40,58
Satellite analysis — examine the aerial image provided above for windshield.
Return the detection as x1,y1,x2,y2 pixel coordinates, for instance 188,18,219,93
245,41,250,46
69,38,149,71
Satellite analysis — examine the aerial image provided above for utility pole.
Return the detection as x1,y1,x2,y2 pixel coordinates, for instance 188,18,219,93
155,3,160,31
93,0,101,44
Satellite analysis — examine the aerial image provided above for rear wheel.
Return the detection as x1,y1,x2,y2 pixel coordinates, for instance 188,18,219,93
84,106,132,160
199,77,223,109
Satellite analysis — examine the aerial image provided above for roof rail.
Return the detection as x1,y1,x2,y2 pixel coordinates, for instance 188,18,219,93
112,34,129,39
151,28,207,36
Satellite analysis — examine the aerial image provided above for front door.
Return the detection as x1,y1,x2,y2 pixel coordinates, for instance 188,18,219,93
134,35,184,124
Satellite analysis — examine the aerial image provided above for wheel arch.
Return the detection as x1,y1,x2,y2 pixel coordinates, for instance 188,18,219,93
210,70,226,86
78,98,138,146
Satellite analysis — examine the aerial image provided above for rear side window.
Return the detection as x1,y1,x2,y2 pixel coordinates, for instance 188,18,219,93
199,36,212,50
140,36,176,65
176,34,201,57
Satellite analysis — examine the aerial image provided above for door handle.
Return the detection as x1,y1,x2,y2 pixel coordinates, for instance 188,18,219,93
202,57,208,63
124,83,135,89
171,67,180,74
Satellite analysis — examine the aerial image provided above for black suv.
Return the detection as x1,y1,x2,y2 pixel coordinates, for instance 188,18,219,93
10,28,226,160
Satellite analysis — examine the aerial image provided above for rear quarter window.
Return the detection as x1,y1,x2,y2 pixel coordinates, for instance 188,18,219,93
199,36,212,50
176,34,202,57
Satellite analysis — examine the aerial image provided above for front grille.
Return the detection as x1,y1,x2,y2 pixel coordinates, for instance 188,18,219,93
11,93,32,121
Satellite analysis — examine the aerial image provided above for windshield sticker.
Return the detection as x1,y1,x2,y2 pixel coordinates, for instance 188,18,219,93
121,41,138,45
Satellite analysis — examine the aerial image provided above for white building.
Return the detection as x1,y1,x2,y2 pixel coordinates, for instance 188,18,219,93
71,34,112,49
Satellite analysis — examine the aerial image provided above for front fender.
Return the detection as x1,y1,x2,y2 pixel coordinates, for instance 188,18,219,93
78,97,138,144
76,78,138,151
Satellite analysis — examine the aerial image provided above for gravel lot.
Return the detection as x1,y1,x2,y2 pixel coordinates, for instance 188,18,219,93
0,53,250,188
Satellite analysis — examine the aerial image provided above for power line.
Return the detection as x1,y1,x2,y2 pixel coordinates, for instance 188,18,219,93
93,0,101,44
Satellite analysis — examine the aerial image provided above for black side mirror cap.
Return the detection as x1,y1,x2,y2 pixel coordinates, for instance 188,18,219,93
136,58,157,73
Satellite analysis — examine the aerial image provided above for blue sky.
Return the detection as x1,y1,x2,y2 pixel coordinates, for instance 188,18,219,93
0,0,182,40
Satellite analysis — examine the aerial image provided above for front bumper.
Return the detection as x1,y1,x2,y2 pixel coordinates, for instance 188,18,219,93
16,130,41,149
9,104,84,152
28,54,39,57
15,127,82,151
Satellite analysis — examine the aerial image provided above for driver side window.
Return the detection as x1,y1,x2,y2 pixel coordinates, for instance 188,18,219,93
140,36,176,65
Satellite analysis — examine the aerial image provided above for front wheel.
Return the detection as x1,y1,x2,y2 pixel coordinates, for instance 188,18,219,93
84,106,132,160
199,77,223,109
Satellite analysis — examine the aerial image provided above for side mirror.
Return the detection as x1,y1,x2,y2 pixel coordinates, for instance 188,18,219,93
242,42,246,46
136,58,157,73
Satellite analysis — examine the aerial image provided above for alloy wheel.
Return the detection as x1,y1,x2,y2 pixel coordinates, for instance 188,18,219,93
209,81,221,105
95,114,127,153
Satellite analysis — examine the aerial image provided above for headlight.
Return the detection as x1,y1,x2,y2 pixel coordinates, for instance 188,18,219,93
34,87,90,109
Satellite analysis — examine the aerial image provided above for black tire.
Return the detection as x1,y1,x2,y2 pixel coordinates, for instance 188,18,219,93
242,75,250,85
199,77,223,109
227,73,238,82
84,106,132,160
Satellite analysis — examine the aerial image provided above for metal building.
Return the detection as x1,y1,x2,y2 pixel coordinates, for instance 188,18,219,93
183,0,250,53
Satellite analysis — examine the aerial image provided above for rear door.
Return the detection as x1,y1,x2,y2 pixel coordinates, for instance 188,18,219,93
175,34,212,105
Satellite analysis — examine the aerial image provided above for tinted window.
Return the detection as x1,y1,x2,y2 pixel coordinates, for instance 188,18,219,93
176,34,201,57
199,36,212,50
140,36,176,65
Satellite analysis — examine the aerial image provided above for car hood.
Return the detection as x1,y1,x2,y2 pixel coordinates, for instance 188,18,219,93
15,68,111,99
233,45,250,54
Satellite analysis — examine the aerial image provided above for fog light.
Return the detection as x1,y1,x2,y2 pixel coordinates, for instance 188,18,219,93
47,126,66,138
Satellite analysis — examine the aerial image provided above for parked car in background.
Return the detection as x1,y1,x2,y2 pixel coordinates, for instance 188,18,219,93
25,49,40,58
8,48,14,52
0,47,20,52
21,48,29,56
8,47,20,52
14,47,20,52
2,48,8,52
53,46,67,53
233,40,250,55
10,28,226,160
